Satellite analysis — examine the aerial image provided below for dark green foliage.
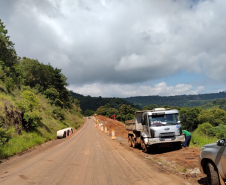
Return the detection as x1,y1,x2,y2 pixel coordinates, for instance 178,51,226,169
23,111,42,128
52,108,65,120
124,92,226,108
125,113,134,121
19,58,72,108
0,19,17,68
0,118,10,145
45,88,59,101
179,107,202,131
70,91,140,113
208,125,226,139
142,104,158,110
201,98,226,111
0,126,10,145
17,90,40,112
195,122,213,135
17,90,42,130
96,106,106,115
198,108,226,127
4,77,14,92
95,103,136,122
0,20,21,89
84,109,95,116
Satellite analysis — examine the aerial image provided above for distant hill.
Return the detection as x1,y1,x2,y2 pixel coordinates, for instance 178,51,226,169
201,98,226,111
70,91,141,112
123,91,226,108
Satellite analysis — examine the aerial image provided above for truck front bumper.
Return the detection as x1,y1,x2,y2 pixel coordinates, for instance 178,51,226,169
144,135,185,146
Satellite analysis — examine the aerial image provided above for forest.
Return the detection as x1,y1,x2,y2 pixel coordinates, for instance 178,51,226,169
123,92,226,108
0,19,83,158
70,91,140,116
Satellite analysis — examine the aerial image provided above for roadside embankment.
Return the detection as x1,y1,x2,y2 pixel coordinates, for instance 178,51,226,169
0,86,84,159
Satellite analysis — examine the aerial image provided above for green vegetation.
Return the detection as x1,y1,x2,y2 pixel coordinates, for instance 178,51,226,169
70,91,140,115
124,92,226,108
201,98,226,111
0,19,84,158
95,103,137,122
190,132,218,148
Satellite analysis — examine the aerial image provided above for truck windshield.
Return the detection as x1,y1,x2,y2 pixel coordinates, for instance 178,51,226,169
148,114,179,126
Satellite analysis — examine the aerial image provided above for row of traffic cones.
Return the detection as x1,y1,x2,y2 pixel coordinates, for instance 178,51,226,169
95,120,116,140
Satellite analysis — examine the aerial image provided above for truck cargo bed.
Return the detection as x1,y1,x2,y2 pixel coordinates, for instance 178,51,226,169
125,119,136,131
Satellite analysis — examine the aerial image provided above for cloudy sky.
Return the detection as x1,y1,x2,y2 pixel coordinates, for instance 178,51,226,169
0,0,226,97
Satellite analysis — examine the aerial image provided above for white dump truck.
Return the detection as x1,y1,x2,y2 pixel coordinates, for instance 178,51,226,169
125,108,185,152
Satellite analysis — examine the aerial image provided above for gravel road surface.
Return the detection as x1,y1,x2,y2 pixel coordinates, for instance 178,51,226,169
0,118,190,185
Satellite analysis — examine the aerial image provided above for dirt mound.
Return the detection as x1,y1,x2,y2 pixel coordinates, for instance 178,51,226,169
96,115,129,139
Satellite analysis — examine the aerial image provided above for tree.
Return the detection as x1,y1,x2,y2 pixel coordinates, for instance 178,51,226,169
84,109,95,116
0,19,17,69
208,125,226,139
109,108,119,116
198,108,226,126
194,122,213,135
96,106,106,116
0,20,21,88
179,107,202,131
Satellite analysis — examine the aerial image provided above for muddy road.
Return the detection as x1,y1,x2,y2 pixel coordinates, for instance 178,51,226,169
0,118,197,185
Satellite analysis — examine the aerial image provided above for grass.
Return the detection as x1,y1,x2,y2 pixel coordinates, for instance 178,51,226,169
178,166,187,173
190,132,218,148
0,84,84,159
0,132,48,158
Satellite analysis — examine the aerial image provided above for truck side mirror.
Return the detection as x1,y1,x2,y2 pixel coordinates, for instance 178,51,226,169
182,115,186,122
217,139,225,146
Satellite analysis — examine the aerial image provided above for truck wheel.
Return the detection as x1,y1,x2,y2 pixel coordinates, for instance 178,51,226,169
140,138,144,148
128,136,132,147
141,139,148,153
143,144,148,153
132,137,137,148
205,162,220,185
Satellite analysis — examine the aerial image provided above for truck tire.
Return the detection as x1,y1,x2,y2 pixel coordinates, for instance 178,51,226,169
141,139,148,153
140,138,144,148
205,162,220,185
132,137,137,148
143,144,148,153
128,136,132,147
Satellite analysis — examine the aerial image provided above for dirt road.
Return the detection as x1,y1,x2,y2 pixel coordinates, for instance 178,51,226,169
0,118,190,185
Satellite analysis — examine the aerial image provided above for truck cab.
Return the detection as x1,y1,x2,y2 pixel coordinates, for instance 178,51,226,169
142,108,185,147
126,108,185,152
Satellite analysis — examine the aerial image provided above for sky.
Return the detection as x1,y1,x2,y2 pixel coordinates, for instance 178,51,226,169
0,0,226,98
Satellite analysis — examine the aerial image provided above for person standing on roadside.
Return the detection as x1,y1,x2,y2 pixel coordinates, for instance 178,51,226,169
182,130,191,147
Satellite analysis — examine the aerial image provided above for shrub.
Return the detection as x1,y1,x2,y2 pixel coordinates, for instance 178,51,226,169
195,122,213,135
17,90,40,112
0,127,11,145
44,88,59,101
208,125,226,139
5,77,14,92
125,113,134,121
23,111,42,128
54,98,63,108
53,108,65,120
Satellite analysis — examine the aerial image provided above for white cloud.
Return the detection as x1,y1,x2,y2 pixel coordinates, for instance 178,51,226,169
1,0,226,96
69,82,204,97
